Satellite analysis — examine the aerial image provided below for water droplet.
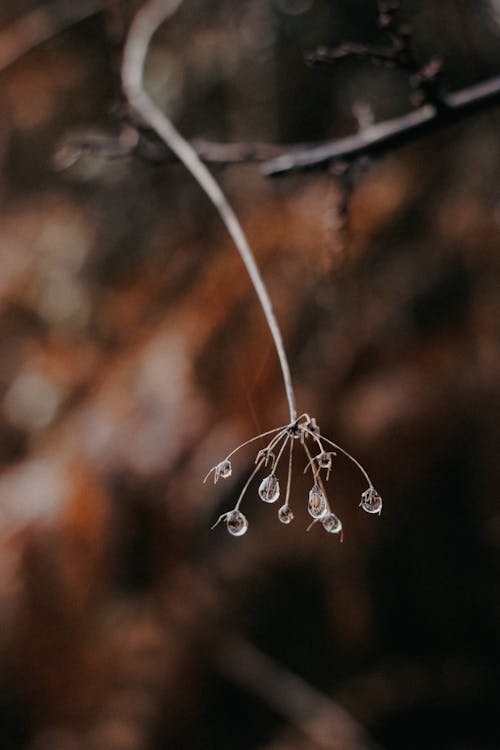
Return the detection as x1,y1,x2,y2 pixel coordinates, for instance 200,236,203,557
308,417,321,436
308,484,326,518
360,488,383,514
217,459,232,479
256,447,273,465
318,451,335,471
278,504,294,524
226,510,248,536
322,512,342,534
259,474,280,503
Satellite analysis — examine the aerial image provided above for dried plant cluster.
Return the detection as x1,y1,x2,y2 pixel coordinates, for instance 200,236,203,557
121,0,383,542
206,414,382,539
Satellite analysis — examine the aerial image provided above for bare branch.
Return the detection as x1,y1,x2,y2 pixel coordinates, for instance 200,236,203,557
0,0,103,75
56,72,500,178
53,126,138,170
53,124,312,169
308,43,442,101
186,138,301,164
262,75,500,176
308,0,442,109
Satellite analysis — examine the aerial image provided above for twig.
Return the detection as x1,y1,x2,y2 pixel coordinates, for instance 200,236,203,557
309,43,442,105
56,72,500,177
215,633,382,750
308,0,442,108
121,0,298,422
262,74,500,176
53,125,307,169
0,0,103,75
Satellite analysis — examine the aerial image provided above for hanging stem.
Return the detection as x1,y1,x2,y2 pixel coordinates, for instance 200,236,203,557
121,0,297,422
284,437,294,507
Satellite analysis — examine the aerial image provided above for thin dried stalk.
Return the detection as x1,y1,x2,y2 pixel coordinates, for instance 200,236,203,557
121,0,297,422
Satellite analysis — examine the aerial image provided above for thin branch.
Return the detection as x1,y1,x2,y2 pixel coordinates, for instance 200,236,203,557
306,8,442,107
307,0,442,110
56,72,500,178
53,125,305,169
0,0,103,75
376,0,401,29
308,41,411,70
262,74,500,176
309,43,442,99
5,0,500,191
215,633,382,750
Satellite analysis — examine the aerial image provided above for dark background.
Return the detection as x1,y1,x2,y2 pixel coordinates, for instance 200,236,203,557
0,1,498,749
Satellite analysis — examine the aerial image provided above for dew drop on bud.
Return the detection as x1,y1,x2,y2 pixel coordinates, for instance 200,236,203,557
226,510,248,536
360,488,383,514
308,483,326,518
307,417,320,436
318,452,332,469
278,504,294,524
259,474,280,503
217,459,232,479
322,512,342,534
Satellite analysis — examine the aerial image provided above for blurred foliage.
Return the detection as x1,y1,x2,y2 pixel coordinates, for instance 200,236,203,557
0,1,499,749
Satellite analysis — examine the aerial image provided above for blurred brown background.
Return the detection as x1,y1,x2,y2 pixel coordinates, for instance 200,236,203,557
0,1,498,749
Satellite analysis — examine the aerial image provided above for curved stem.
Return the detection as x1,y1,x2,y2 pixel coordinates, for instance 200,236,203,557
121,0,297,422
226,424,288,461
318,434,373,488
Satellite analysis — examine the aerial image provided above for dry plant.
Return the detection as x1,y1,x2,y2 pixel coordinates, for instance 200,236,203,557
121,0,382,538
